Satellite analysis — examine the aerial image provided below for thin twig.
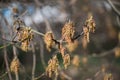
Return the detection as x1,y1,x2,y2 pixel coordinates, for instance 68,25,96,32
31,43,36,80
19,10,28,18
20,63,31,80
15,72,19,80
116,16,120,27
0,43,11,49
58,67,72,80
0,72,8,79
107,0,120,16
13,46,19,80
34,72,45,80
92,48,115,57
32,29,45,36
73,31,84,40
40,40,46,69
3,45,12,80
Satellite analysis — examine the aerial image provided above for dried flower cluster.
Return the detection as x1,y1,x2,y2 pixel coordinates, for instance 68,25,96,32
62,21,75,43
82,14,96,48
59,45,71,69
85,14,96,33
59,45,66,57
10,57,20,74
18,27,33,51
83,26,89,43
63,54,70,69
44,32,54,51
46,44,71,77
72,55,80,67
46,55,59,77
13,19,33,51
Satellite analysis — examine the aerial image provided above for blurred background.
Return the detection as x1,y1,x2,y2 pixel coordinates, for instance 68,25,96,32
0,0,120,80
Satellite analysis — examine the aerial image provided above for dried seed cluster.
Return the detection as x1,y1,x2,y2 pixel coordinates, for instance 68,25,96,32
62,21,75,43
83,26,89,43
10,57,20,74
82,14,96,48
85,14,96,33
46,55,59,77
18,27,33,51
44,32,54,51
63,54,70,69
13,19,33,51
46,44,71,77
59,45,71,69
59,45,66,57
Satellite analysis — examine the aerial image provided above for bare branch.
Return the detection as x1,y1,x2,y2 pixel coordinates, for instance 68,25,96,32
0,72,8,79
4,46,12,80
107,0,120,16
31,43,36,80
59,67,72,80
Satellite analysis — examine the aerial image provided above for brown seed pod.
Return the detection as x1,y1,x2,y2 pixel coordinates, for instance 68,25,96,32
10,57,20,74
62,21,75,43
63,54,70,69
46,55,59,77
44,31,54,52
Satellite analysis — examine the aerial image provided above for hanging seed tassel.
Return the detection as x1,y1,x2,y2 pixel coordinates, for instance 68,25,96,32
46,55,59,77
63,54,70,69
18,27,33,51
62,21,75,43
